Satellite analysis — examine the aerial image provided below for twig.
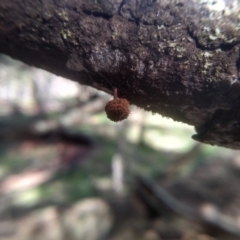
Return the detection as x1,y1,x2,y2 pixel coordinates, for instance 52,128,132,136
136,175,240,239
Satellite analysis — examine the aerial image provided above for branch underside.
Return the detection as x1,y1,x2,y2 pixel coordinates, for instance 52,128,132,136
1,0,240,148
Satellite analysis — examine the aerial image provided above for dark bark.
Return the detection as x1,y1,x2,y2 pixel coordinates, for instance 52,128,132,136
1,0,240,148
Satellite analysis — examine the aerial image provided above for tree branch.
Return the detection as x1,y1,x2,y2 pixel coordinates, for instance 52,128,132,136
1,0,240,148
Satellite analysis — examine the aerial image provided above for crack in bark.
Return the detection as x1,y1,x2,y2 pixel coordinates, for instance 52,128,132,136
82,9,112,20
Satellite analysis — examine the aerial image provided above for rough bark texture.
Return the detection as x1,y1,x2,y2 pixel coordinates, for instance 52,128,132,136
1,0,240,149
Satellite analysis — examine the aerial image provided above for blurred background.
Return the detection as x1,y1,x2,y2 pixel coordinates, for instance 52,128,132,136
0,54,240,240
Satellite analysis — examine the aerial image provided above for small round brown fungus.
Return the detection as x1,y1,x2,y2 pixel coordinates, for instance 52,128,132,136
105,89,130,122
